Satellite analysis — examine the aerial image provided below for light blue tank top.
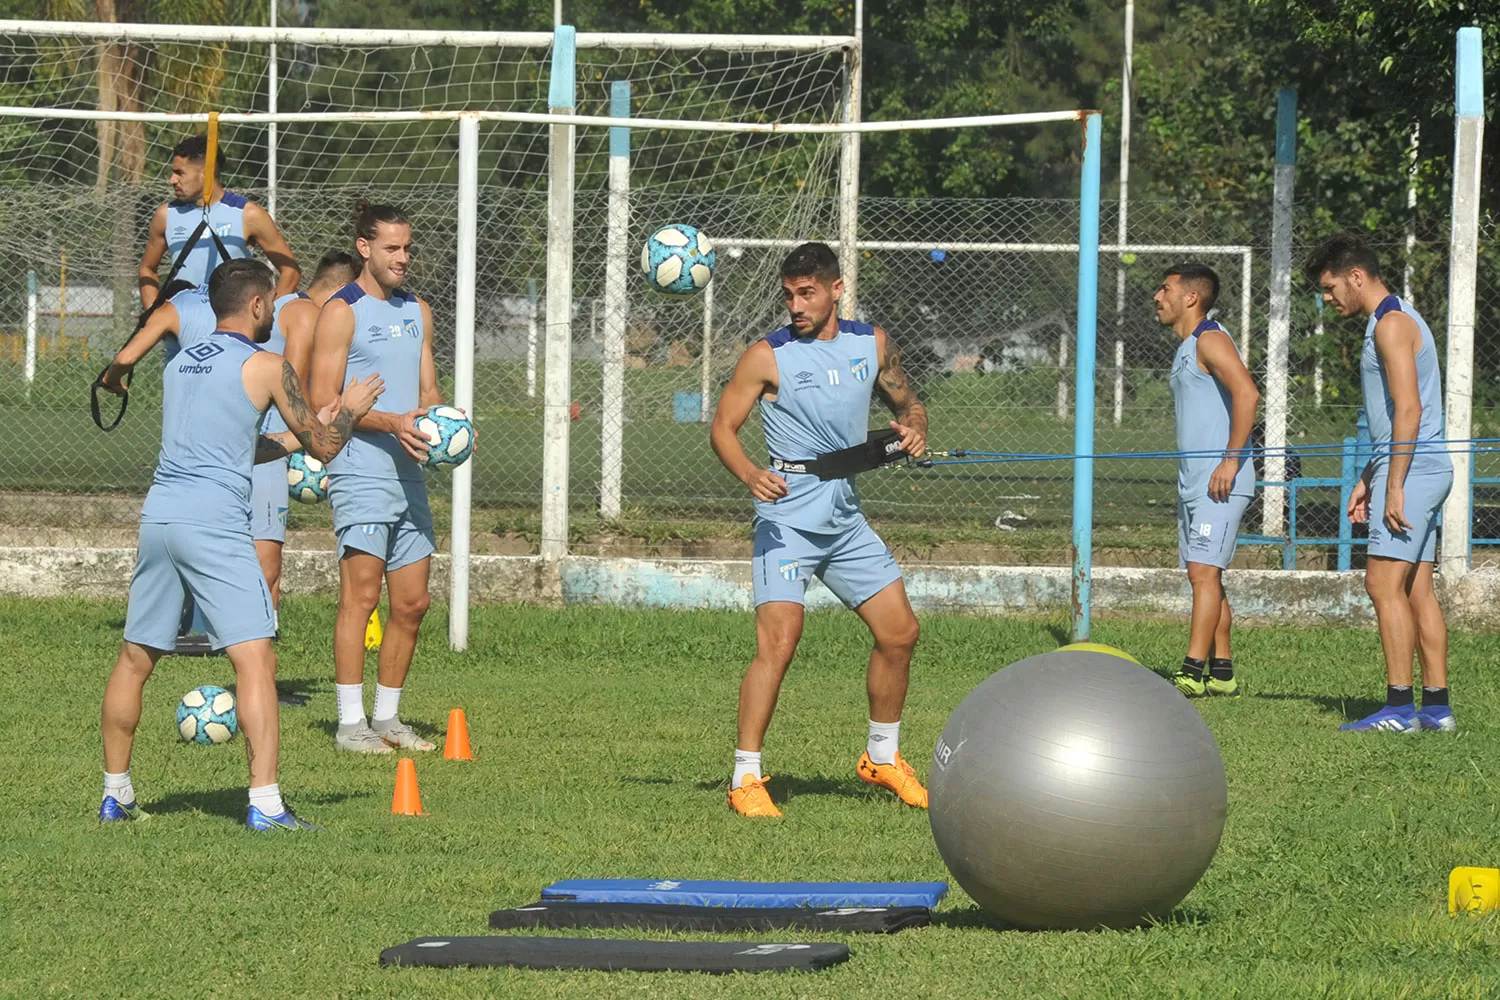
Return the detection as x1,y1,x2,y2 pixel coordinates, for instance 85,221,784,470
259,292,306,435
1170,318,1256,501
164,191,251,289
327,282,425,484
140,331,264,529
159,285,216,364
754,320,880,533
1361,295,1451,479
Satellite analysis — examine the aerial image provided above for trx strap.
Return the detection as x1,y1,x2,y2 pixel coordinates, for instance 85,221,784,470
771,428,909,481
92,112,231,431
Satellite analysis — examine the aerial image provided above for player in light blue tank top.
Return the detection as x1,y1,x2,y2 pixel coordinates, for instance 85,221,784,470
1156,264,1260,700
102,258,383,831
711,242,931,818
1305,233,1455,733
250,252,367,626
138,134,300,311
309,203,445,755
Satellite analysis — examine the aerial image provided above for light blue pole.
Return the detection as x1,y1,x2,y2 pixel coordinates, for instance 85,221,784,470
1071,111,1103,642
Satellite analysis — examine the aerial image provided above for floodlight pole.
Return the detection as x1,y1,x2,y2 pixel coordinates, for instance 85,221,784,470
1441,26,1484,578
1112,0,1132,426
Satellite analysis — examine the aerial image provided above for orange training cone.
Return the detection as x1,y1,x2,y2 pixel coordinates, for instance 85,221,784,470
391,757,424,815
443,708,473,761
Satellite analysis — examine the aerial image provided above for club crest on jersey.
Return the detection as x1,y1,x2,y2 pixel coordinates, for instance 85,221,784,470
778,559,799,582
215,223,232,237
849,357,869,382
402,318,420,339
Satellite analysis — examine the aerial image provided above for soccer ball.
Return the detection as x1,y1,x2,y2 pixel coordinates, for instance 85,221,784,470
641,224,716,297
287,452,329,503
416,405,475,468
176,685,237,745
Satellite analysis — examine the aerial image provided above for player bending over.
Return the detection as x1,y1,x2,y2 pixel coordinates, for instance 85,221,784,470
1154,264,1259,697
711,241,929,819
99,259,382,830
310,202,443,754
1304,234,1455,733
138,135,299,307
252,251,364,629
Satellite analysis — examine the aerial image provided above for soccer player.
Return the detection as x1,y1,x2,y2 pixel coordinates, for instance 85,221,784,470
99,259,383,830
1303,233,1455,733
309,201,443,755
1154,264,1259,698
710,241,929,819
252,251,364,627
137,135,300,307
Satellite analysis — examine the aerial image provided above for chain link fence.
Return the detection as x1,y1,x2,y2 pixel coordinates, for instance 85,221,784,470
0,186,1495,565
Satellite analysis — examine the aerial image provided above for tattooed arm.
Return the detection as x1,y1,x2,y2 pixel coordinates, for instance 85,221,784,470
259,355,384,463
253,432,301,465
874,327,928,458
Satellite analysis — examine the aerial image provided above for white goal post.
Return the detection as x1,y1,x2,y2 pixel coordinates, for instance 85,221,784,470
0,17,1099,649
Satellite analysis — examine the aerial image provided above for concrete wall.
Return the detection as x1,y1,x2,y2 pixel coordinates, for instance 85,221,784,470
5,545,1500,627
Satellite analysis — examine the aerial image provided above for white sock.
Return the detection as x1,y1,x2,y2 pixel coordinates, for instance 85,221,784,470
372,684,402,723
273,608,279,632
336,683,366,726
732,749,762,790
103,769,134,805
867,720,901,765
248,783,286,817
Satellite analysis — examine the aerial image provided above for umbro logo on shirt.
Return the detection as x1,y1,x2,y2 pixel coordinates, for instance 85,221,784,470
184,342,224,362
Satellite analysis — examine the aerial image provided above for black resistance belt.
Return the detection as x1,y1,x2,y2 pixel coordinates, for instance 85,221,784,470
772,428,908,481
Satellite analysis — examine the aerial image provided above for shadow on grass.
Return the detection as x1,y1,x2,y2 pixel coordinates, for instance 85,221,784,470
931,904,1211,932
1045,624,1070,646
222,676,324,708
149,786,371,821
690,774,871,801
1251,691,1384,721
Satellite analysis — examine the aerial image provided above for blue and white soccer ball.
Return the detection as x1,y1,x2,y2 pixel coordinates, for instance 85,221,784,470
287,452,329,504
176,685,237,745
641,224,716,297
417,405,475,469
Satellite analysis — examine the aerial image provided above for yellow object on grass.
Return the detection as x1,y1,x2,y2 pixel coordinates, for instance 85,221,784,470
1449,867,1500,915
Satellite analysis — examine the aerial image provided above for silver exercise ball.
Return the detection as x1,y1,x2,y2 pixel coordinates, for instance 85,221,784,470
929,649,1227,930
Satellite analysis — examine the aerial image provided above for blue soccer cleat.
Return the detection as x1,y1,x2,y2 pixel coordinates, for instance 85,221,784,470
98,796,150,823
1340,704,1418,733
1416,706,1457,732
246,806,321,832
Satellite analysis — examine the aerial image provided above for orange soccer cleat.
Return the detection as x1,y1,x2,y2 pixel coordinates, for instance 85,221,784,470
727,774,782,819
857,751,929,808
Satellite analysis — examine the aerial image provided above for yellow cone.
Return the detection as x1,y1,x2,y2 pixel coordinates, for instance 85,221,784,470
1058,641,1141,665
365,609,383,651
1449,867,1500,915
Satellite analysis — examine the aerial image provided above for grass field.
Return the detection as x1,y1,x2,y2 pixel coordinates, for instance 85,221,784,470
3,597,1499,998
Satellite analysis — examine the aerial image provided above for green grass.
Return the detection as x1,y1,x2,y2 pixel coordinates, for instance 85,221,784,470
3,598,1500,998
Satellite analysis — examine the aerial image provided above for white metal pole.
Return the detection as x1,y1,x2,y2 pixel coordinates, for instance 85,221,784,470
600,80,629,520
1263,88,1296,536
836,0,862,317
700,280,714,422
448,114,478,651
1239,249,1252,360
540,26,576,561
1405,123,1419,302
266,0,278,220
527,278,538,398
1112,0,1132,426
1442,27,1484,579
24,269,37,384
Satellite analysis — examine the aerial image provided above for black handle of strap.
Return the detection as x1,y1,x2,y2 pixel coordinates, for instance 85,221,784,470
90,365,133,431
89,213,236,431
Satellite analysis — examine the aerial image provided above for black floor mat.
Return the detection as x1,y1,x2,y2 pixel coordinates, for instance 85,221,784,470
380,936,851,973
